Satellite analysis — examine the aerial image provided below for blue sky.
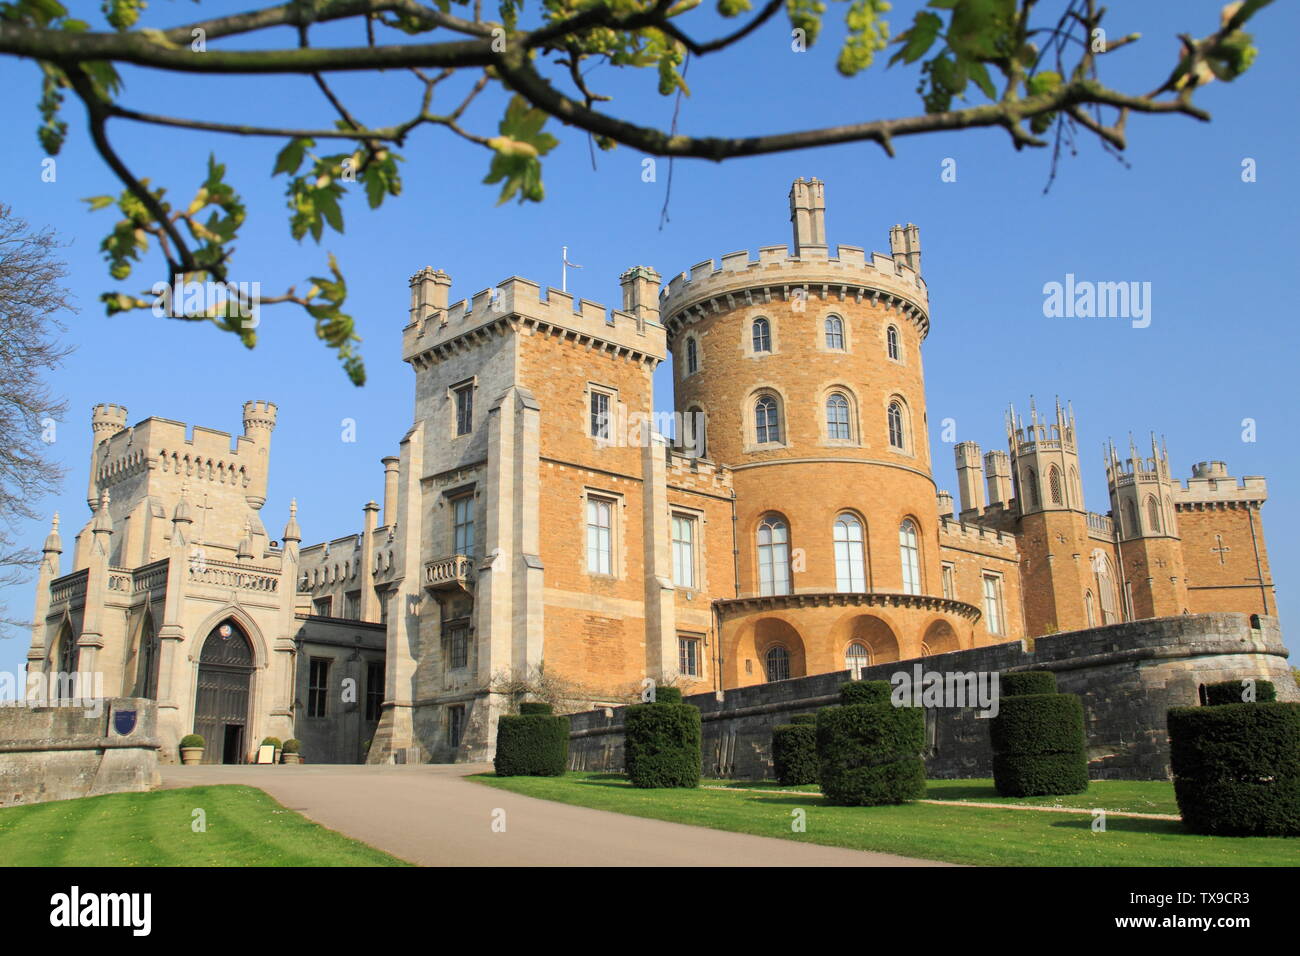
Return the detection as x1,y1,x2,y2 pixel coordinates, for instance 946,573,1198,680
2,0,1296,678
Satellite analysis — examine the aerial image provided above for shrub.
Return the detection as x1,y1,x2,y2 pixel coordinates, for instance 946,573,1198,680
494,712,570,777
653,686,683,704
772,723,818,786
1203,680,1277,706
1167,702,1300,836
282,738,301,754
624,698,701,788
261,737,282,749
789,714,817,725
839,680,892,706
815,702,925,805
989,693,1088,797
1000,672,1057,697
519,701,554,716
180,734,205,749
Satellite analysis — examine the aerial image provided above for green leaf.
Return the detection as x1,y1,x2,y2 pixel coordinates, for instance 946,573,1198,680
273,137,313,177
891,11,942,66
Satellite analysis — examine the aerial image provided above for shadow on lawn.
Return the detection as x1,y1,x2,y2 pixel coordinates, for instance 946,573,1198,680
1047,815,1188,836
924,783,1001,800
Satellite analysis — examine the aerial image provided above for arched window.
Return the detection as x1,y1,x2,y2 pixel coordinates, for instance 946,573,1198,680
825,315,845,350
136,611,160,699
751,317,771,353
757,515,791,596
826,393,851,440
755,395,781,444
1094,552,1119,624
1146,495,1162,533
685,337,698,374
833,513,866,592
1084,590,1096,628
1026,468,1040,507
55,622,78,700
899,519,922,595
1048,466,1063,505
887,325,901,361
1126,499,1140,536
765,645,790,682
845,641,870,675
887,401,906,450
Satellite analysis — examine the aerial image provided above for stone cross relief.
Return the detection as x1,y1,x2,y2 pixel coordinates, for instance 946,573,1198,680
1211,533,1232,564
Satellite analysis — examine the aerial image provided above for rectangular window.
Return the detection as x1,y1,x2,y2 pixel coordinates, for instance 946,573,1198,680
671,514,696,589
365,661,384,721
308,658,330,717
590,391,611,440
983,574,1004,636
448,705,466,747
678,636,701,677
452,495,475,556
586,497,613,575
312,596,333,617
941,564,956,601
344,590,361,620
454,383,473,436
448,624,469,670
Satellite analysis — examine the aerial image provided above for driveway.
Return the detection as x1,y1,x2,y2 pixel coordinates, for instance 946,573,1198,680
161,764,951,867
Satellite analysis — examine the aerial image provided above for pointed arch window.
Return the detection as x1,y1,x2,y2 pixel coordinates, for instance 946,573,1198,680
136,611,160,699
825,315,845,350
755,395,781,444
1126,499,1140,536
887,401,906,450
1146,495,1162,533
751,317,771,353
56,623,78,700
826,393,851,440
899,519,922,595
1085,590,1096,628
685,337,698,375
1027,468,1040,507
757,515,791,596
833,513,866,592
887,325,901,361
1095,552,1119,624
1048,466,1063,505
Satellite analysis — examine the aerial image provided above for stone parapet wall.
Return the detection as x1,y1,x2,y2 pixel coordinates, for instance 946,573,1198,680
566,613,1295,781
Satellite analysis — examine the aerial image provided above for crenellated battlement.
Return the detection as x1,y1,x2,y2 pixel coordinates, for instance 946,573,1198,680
658,243,930,341
1174,461,1267,507
403,273,667,367
665,448,734,493
938,515,1019,553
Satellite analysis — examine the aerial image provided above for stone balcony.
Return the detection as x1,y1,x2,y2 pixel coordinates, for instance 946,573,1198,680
424,554,474,593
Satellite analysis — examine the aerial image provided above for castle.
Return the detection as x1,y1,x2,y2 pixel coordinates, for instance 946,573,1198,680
26,179,1279,764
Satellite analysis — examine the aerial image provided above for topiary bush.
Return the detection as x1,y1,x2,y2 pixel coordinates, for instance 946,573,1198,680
990,692,1088,797
261,737,282,749
624,695,700,788
1000,671,1058,697
815,682,925,806
180,734,204,749
1203,679,1277,706
494,707,570,777
282,738,301,754
1167,701,1300,836
772,721,818,787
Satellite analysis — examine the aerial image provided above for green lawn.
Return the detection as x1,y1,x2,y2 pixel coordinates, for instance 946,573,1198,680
704,777,1181,816
475,772,1295,866
0,785,409,867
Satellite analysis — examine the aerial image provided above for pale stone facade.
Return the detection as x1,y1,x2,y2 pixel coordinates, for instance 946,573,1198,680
27,179,1282,764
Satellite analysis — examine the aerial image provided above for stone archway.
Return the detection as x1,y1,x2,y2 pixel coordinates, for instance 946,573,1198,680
753,618,806,683
922,620,961,656
194,619,255,764
833,614,901,665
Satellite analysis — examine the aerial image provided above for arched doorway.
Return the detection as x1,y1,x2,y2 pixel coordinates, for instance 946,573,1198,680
194,619,254,764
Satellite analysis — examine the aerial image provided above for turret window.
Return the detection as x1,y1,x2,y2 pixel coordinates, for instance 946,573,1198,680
755,395,781,444
899,519,922,595
685,337,699,375
887,325,901,361
887,401,906,450
825,315,845,350
1048,466,1063,505
826,393,851,440
1146,495,1162,534
757,515,791,596
752,317,772,353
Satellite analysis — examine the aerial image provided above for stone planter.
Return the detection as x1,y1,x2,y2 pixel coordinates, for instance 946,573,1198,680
281,752,302,765
180,747,204,765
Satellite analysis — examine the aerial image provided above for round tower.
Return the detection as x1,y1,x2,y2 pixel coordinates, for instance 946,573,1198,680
660,179,979,685
87,404,128,511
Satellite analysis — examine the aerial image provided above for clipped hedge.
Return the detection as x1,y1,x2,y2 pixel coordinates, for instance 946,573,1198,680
772,722,818,787
625,697,701,788
494,709,570,777
839,680,893,707
815,683,925,806
1168,702,1300,836
1203,680,1277,706
1000,671,1057,697
989,692,1088,797
519,701,554,716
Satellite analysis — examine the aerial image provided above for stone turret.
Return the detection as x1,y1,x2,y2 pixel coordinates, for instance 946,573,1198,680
789,177,827,255
88,404,128,511
954,441,986,515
